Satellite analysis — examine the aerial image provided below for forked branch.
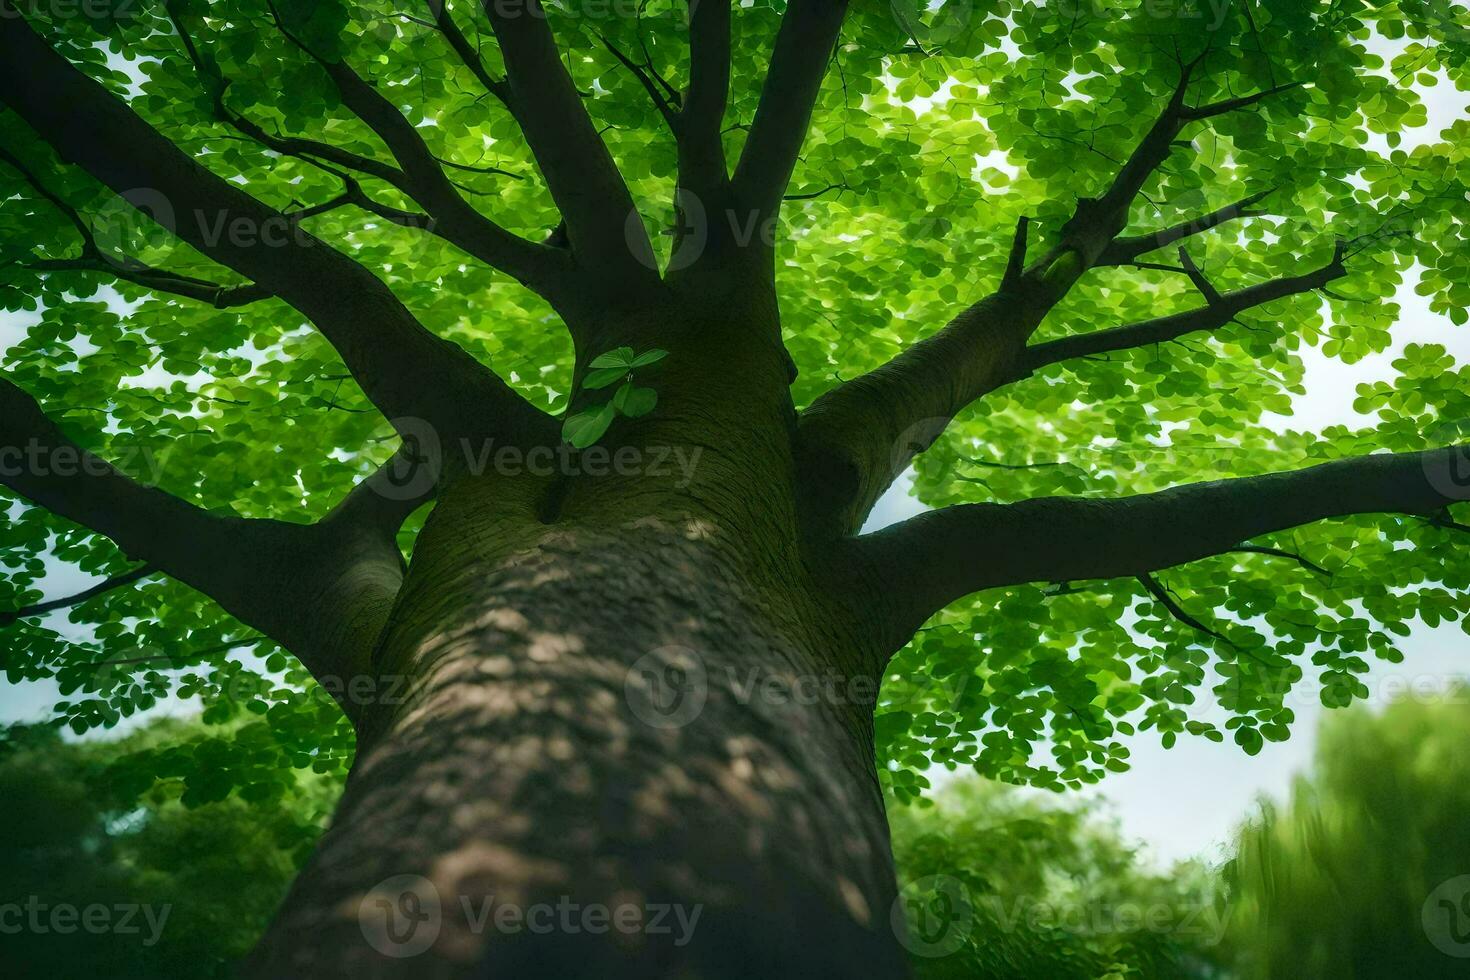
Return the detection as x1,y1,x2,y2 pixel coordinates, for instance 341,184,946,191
1021,245,1345,371
1095,188,1277,267
0,379,430,719
794,62,1311,537
0,4,553,447
0,146,272,308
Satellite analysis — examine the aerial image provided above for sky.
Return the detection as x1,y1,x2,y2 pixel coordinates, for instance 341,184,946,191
2,23,1467,871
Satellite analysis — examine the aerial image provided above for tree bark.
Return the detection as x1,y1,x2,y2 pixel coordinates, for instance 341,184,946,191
244,489,909,978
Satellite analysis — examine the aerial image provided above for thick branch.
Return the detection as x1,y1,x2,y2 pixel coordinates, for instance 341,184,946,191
797,280,1055,538
731,0,847,221
480,0,659,286
854,446,1470,642
0,5,551,444
0,379,430,724
678,0,731,194
308,53,564,291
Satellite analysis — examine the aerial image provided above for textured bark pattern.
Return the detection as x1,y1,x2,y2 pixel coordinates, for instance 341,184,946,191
247,479,907,978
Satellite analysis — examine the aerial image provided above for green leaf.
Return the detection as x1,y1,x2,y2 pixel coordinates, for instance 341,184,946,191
629,348,668,369
1235,727,1264,756
617,385,658,418
588,346,636,370
583,367,628,390
561,404,615,448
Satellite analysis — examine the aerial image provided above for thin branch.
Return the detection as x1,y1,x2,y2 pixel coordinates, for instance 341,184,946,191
1184,81,1307,121
1096,187,1277,267
1127,260,1192,276
1424,512,1470,535
433,155,522,179
960,455,1065,472
783,182,850,201
601,33,680,132
0,566,156,627
424,0,512,105
1231,544,1331,576
1137,571,1234,646
1175,245,1221,304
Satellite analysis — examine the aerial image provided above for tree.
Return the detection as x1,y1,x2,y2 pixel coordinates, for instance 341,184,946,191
1224,682,1470,977
889,776,1226,979
0,720,334,978
0,0,1466,975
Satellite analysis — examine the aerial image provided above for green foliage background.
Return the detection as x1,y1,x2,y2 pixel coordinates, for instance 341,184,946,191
1224,682,1470,977
0,720,336,978
889,777,1226,979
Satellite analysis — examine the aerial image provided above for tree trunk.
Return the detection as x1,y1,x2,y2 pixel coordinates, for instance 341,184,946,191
244,470,910,978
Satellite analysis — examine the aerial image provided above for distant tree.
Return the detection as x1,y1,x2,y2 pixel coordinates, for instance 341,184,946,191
0,721,333,979
1224,682,1470,978
890,777,1227,979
